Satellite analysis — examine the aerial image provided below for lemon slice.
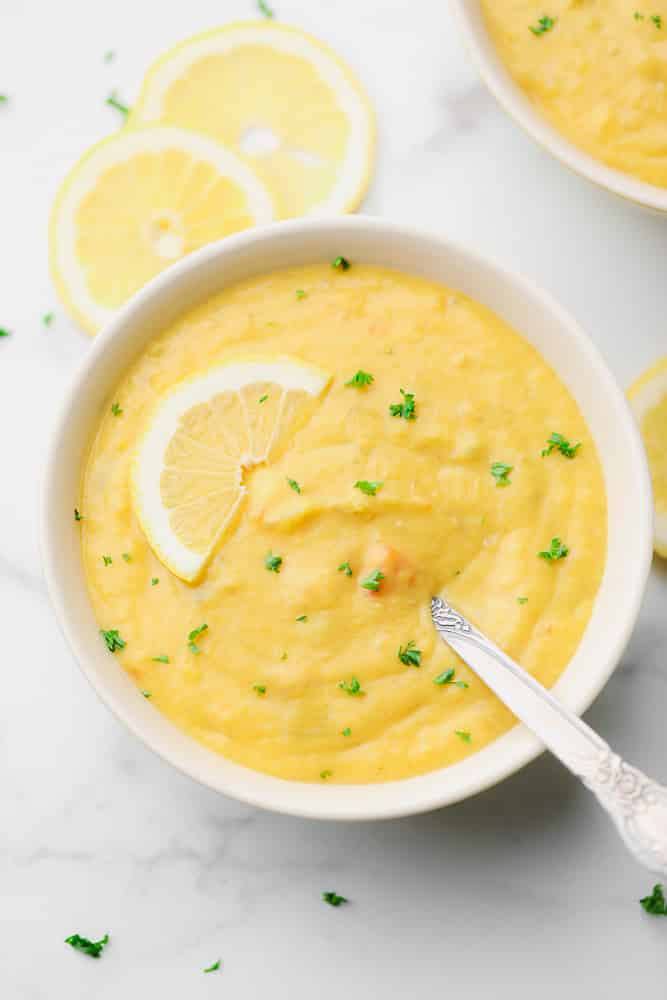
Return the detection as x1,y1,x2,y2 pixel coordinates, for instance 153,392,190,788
49,125,274,334
132,358,331,582
129,21,375,220
628,356,667,557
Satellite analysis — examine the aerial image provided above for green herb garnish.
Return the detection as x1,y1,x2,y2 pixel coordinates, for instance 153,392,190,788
253,683,267,695
43,312,54,326
295,289,306,299
104,50,115,62
433,668,469,688
0,95,8,104
295,614,308,622
341,727,351,736
345,369,374,388
64,933,109,959
258,394,268,404
204,959,221,973
354,479,383,496
538,537,569,561
110,402,122,416
74,508,83,522
106,92,130,115
320,769,333,779
257,0,274,16
529,15,555,35
152,655,169,663
338,676,365,695
652,14,663,27
541,432,580,458
102,555,112,566
188,623,208,654
122,552,131,562
398,640,421,667
517,596,528,604
389,388,416,420
332,255,350,271
338,561,353,576
265,551,283,573
322,891,348,906
361,568,385,592
634,11,645,18
490,461,512,486
640,884,667,914
455,729,472,743
100,628,125,652
151,577,159,586
0,327,11,337
142,690,152,698
287,477,301,494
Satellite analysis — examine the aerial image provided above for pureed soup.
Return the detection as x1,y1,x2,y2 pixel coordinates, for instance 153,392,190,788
80,263,607,784
482,2,667,189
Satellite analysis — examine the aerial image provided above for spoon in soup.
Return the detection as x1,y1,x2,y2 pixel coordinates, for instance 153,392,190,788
431,595,667,876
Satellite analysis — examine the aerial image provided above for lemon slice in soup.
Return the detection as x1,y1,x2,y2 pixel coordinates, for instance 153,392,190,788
132,358,331,581
628,356,667,558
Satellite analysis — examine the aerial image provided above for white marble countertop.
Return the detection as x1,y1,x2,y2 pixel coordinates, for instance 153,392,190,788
2,1,667,995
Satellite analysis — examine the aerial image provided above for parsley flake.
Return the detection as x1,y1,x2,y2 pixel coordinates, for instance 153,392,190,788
257,0,274,16
104,50,115,62
341,727,351,736
102,555,112,566
253,683,267,695
455,729,472,743
332,255,350,271
110,402,122,416
529,15,556,35
322,891,348,906
433,668,469,688
634,11,645,18
491,461,512,486
295,614,308,622
541,432,580,459
338,561,353,576
152,655,170,663
538,537,569,561
142,690,152,699
100,628,125,652
122,552,132,562
640,884,667,915
0,95,8,105
345,369,374,388
74,508,83,522
389,388,416,420
354,479,383,496
151,577,159,586
517,596,528,604
398,640,422,667
652,14,663,27
188,623,208,654
258,394,268,404
338,676,365,695
0,327,11,337
265,551,283,573
361,568,385,592
295,289,306,299
204,959,222,973
320,769,333,779
64,933,109,959
287,477,301,494
106,91,130,116
43,312,54,326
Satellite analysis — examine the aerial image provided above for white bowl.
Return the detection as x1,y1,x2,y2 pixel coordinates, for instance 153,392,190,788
41,217,653,820
451,0,667,214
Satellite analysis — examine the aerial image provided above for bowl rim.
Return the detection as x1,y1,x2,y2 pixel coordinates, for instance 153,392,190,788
40,215,653,821
450,0,667,214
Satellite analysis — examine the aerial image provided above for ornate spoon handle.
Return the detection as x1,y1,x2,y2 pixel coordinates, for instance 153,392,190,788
431,596,667,875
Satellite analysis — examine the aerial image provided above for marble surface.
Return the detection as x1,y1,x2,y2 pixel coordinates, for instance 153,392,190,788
2,1,667,995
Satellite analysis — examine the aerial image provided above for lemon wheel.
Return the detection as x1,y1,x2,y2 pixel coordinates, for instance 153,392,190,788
628,356,667,557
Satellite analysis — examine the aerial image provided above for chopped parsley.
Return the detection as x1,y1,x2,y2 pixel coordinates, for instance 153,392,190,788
122,552,132,562
398,640,422,667
295,614,308,622
280,651,288,660
455,729,472,743
345,369,374,388
258,393,268,404
341,727,351,736
640,884,667,915
541,432,580,459
338,561,353,576
354,479,383,496
361,568,385,592
102,555,112,566
74,508,83,522
320,769,333,779
433,668,469,688
253,683,267,695
0,95,8,104
286,477,301,494
322,891,348,906
187,623,208,654
338,676,365,695
634,10,645,18
517,596,528,604
110,402,122,416
652,14,663,27
490,461,512,486
64,933,109,959
257,0,274,16
43,312,54,326
142,690,152,698
529,15,555,35
538,537,569,561
0,327,11,337
204,959,221,973
106,92,130,115
265,551,283,573
104,50,115,62
152,655,170,663
295,289,306,299
389,388,416,420
332,255,350,271
100,628,125,652
151,577,159,586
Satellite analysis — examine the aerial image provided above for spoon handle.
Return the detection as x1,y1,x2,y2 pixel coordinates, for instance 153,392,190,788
431,596,667,876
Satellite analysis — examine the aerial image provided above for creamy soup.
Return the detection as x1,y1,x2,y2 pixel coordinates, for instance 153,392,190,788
80,264,606,783
483,1,667,188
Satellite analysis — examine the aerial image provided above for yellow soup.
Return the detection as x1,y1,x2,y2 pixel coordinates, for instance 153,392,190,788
81,264,606,783
482,1,667,188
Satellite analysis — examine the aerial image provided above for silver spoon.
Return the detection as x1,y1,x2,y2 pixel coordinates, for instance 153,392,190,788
431,595,667,875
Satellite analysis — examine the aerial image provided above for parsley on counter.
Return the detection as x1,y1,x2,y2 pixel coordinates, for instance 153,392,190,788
640,884,667,914
257,0,274,17
65,933,109,958
204,959,222,973
43,312,54,326
106,92,130,115
322,891,348,906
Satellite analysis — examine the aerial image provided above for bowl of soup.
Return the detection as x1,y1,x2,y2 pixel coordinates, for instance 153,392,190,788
41,216,652,819
452,0,667,213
